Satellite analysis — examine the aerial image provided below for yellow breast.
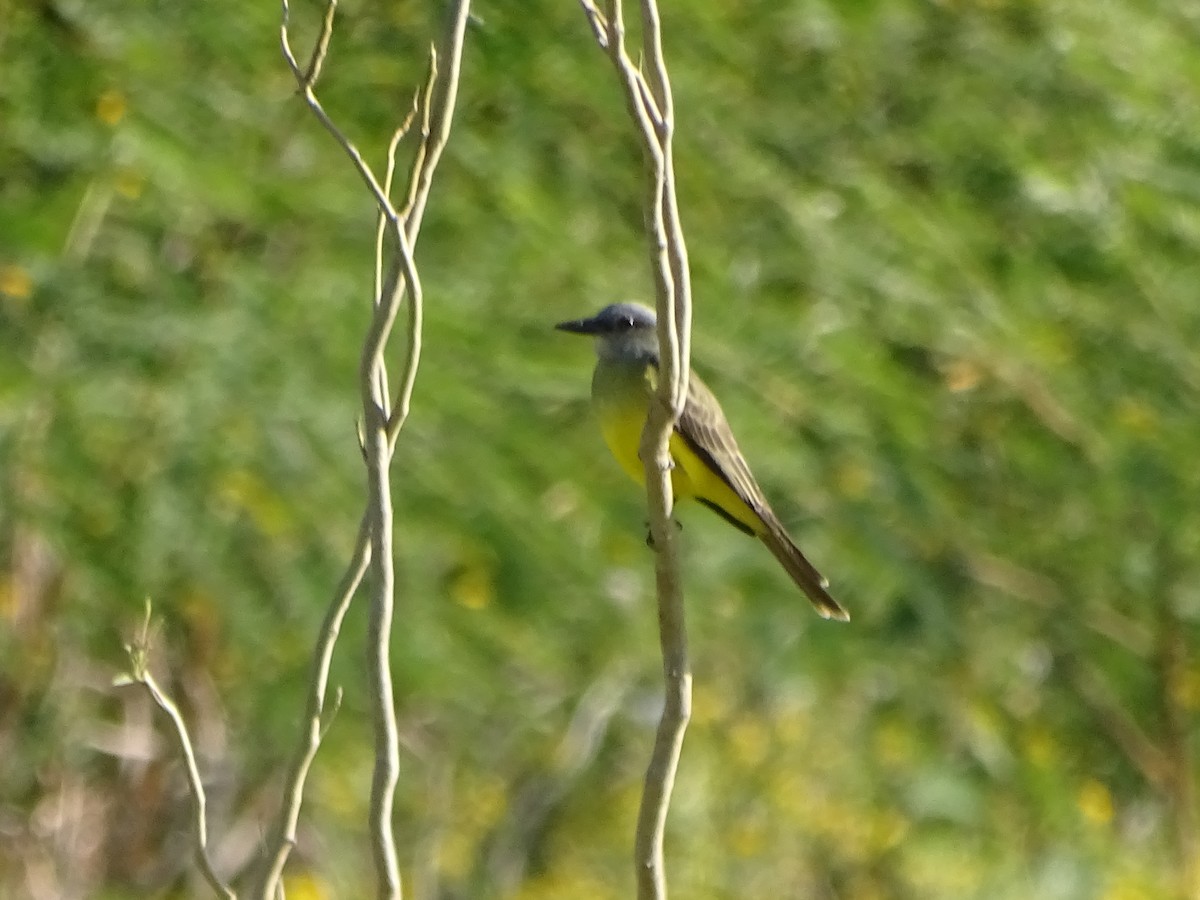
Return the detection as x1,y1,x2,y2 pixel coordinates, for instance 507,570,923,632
590,357,763,534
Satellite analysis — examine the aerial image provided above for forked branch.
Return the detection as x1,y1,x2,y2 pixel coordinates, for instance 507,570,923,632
269,2,472,899
119,601,236,900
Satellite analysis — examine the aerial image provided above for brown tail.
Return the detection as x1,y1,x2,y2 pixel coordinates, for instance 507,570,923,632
759,516,849,621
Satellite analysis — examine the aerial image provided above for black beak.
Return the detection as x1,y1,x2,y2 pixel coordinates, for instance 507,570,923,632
554,315,600,335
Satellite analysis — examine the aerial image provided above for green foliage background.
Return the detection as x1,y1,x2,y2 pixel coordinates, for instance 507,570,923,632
3,0,1199,897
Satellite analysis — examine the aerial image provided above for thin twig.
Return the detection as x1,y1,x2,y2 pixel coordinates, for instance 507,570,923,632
255,515,371,899
120,601,236,900
399,49,440,229
596,7,664,167
300,0,338,86
402,4,471,247
637,1,672,124
634,74,665,132
281,0,402,229
371,117,417,422
389,3,472,447
579,2,694,898
578,0,610,48
377,115,419,307
385,226,425,452
633,1,690,403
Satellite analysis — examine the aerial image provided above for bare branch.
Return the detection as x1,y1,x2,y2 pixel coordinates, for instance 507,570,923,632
384,226,425,452
361,392,402,900
377,116,418,308
358,223,421,900
580,2,694,898
636,1,671,122
633,73,665,132
399,49,441,231
402,2,472,246
371,114,418,412
255,516,371,899
589,3,664,161
389,2,473,447
359,5,472,896
281,0,401,229
275,3,473,899
121,601,236,900
302,0,338,86
578,0,610,49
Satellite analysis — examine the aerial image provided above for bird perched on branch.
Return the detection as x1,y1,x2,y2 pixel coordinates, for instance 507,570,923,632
556,302,848,621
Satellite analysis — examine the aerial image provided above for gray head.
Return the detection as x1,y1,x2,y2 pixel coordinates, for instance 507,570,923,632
555,302,659,361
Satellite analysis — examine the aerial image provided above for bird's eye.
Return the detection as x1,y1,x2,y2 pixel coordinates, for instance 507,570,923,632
623,315,635,329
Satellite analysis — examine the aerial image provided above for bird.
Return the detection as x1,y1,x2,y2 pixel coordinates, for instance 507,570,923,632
556,301,848,621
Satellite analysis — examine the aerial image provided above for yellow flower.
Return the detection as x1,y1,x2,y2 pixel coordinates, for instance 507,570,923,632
281,872,330,900
0,265,32,301
1078,778,1114,825
450,561,494,610
96,89,127,126
1114,397,1156,435
835,459,873,499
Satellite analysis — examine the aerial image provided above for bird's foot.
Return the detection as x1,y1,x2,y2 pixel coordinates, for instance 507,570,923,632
644,519,683,549
636,451,676,472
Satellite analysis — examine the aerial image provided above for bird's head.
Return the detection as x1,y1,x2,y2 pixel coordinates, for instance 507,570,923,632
555,302,659,360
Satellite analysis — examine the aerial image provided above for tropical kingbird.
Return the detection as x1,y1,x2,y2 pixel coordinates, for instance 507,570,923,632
556,302,849,621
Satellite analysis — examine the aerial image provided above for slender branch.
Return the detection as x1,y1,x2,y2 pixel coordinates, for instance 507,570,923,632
119,601,236,900
300,0,337,86
600,18,665,165
357,165,428,900
580,2,694,898
389,3,472,448
361,348,402,900
578,0,610,48
399,50,441,238
637,1,671,122
371,117,417,413
386,226,425,451
634,75,665,133
377,118,418,308
255,515,371,900
356,64,420,900
122,5,469,899
633,1,690,403
281,0,401,226
402,5,472,246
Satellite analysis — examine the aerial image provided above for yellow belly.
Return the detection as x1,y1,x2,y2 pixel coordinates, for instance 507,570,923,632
598,402,762,534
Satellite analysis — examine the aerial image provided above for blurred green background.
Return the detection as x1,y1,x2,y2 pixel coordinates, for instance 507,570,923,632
3,0,1200,897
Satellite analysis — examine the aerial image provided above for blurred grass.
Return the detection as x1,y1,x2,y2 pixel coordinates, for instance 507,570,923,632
2,0,1199,897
